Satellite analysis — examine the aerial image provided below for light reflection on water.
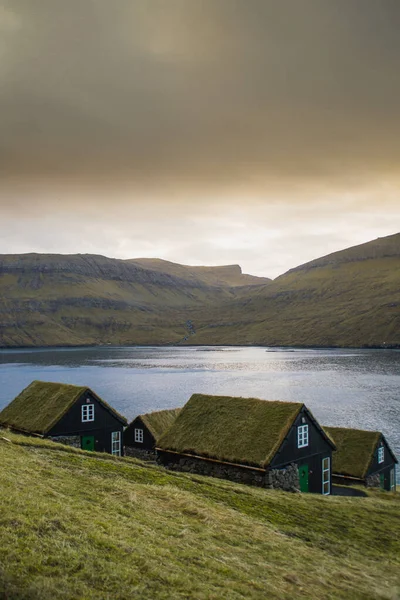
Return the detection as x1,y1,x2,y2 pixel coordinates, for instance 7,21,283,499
1,346,399,480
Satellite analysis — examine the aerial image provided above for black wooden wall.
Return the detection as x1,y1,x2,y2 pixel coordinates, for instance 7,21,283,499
366,435,397,491
123,417,155,450
271,407,334,494
47,391,125,454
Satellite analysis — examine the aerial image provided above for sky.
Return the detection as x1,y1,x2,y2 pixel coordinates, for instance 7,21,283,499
1,0,400,278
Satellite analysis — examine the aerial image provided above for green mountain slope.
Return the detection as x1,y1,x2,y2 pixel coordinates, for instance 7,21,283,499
129,258,271,287
1,431,399,600
0,254,266,347
192,233,400,347
0,233,399,348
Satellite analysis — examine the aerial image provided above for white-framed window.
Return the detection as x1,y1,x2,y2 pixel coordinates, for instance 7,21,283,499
81,404,95,422
111,431,121,456
378,446,384,464
297,424,309,448
390,468,396,491
134,428,144,443
322,457,330,495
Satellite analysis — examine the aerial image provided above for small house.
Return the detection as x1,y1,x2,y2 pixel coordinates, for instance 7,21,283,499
324,427,397,491
156,394,335,494
0,380,127,455
124,408,181,459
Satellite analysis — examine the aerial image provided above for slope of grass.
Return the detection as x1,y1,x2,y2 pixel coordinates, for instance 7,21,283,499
128,258,271,287
1,431,399,599
0,233,399,348
191,255,400,347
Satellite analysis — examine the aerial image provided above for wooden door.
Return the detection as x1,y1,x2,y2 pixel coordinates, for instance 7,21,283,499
298,464,309,493
81,435,95,451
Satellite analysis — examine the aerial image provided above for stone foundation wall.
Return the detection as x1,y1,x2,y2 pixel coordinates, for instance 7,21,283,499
157,453,300,492
49,435,81,449
269,463,300,492
366,473,380,488
124,447,157,461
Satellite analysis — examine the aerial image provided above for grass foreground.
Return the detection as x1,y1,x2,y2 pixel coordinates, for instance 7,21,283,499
0,431,399,600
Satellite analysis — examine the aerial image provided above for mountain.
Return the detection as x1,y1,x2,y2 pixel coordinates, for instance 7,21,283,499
191,233,400,348
128,258,270,287
0,233,399,348
0,253,268,347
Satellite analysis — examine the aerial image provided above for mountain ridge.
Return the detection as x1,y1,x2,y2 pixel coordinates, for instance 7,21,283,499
0,233,399,348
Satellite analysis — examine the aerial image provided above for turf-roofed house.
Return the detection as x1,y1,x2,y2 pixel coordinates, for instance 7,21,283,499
156,394,336,494
0,380,127,455
324,427,397,491
124,408,181,459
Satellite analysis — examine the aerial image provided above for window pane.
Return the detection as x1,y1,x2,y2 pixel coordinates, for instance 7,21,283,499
112,431,121,455
297,425,309,448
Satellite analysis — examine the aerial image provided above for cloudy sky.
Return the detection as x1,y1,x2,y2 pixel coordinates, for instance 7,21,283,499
1,0,399,277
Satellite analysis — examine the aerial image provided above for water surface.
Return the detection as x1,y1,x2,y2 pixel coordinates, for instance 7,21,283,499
1,346,399,480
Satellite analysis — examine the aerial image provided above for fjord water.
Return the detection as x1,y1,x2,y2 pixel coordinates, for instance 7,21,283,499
1,346,399,480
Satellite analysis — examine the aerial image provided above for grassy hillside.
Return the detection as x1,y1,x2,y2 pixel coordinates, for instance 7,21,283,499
191,234,400,347
0,233,399,348
129,258,271,287
1,431,399,600
0,254,253,347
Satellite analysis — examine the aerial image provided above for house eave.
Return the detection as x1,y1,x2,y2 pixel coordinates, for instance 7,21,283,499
0,424,45,438
332,473,365,482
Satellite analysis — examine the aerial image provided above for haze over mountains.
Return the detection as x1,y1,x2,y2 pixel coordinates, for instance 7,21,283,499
0,233,399,348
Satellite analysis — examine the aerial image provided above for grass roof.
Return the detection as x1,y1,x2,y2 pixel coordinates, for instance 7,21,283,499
0,380,127,435
140,408,181,440
324,427,381,479
136,408,181,441
157,394,303,468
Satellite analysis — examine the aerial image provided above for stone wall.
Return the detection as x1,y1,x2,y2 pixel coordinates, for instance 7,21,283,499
269,463,300,492
124,447,157,461
157,452,300,492
366,473,380,488
49,435,81,449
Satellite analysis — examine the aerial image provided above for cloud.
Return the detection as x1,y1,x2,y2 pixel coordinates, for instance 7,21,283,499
1,0,400,197
1,1,399,275
0,185,398,277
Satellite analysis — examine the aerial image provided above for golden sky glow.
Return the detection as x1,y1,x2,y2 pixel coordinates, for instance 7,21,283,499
1,0,399,276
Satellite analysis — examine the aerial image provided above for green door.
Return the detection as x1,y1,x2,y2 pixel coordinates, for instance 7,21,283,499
299,464,309,493
81,435,95,451
380,473,385,490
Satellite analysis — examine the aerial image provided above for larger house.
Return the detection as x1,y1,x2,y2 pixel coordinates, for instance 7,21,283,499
0,380,127,455
324,427,397,491
156,394,336,494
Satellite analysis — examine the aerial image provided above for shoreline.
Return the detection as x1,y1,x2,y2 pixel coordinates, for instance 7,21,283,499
1,342,399,351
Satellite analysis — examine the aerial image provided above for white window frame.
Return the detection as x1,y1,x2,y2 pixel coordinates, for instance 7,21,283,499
81,404,95,422
111,431,121,456
297,424,309,448
134,428,144,443
378,446,384,464
390,467,396,491
322,457,330,495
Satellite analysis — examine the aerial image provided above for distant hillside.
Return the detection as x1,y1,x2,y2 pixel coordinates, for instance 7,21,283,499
285,232,400,273
191,233,400,348
129,258,271,287
0,234,399,348
1,431,399,600
0,253,266,347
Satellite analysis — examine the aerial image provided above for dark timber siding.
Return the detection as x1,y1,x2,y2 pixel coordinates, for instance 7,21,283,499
366,435,397,491
47,391,124,454
271,407,333,494
124,417,155,450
